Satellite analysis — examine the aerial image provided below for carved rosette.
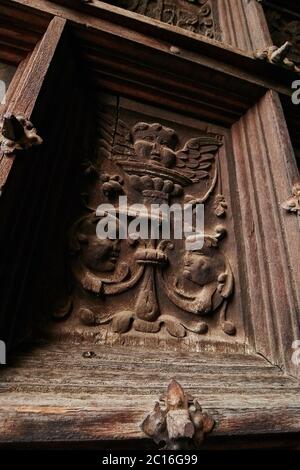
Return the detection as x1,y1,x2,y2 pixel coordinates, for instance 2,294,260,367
55,102,236,341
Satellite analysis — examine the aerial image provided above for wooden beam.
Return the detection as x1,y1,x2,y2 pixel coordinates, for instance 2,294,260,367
6,0,298,95
0,343,299,445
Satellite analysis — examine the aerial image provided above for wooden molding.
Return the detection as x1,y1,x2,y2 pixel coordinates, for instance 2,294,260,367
0,343,299,447
217,0,272,51
231,89,300,377
6,0,298,92
0,1,50,64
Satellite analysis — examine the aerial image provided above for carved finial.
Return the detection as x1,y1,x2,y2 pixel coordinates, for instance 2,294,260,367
269,41,292,63
0,113,43,157
141,380,214,449
162,379,190,410
281,184,300,216
254,42,299,73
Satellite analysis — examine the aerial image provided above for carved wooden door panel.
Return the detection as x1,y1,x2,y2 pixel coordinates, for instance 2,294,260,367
0,0,300,450
52,94,244,351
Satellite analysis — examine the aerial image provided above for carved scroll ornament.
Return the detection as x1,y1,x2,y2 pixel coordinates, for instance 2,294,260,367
141,379,214,449
58,112,236,340
113,0,217,39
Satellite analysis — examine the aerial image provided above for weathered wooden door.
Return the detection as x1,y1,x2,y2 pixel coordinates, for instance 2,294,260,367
0,0,299,449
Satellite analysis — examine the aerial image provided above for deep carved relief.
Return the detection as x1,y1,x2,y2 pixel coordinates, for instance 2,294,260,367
53,97,238,343
141,379,215,449
160,228,236,335
112,0,219,39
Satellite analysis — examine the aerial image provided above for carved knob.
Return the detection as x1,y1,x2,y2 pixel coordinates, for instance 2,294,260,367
141,380,215,449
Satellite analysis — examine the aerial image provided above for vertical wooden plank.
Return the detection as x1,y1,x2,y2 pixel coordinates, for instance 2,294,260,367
8,16,66,116
231,90,300,377
0,56,29,194
0,12,97,352
0,16,66,193
0,15,71,349
218,0,272,51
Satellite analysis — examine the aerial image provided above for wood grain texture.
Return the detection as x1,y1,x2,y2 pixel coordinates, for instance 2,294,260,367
218,0,272,52
8,0,299,92
45,0,272,52
0,0,299,449
3,0,298,136
0,1,50,64
7,16,66,117
0,16,66,193
0,342,299,447
0,18,97,351
231,90,300,377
